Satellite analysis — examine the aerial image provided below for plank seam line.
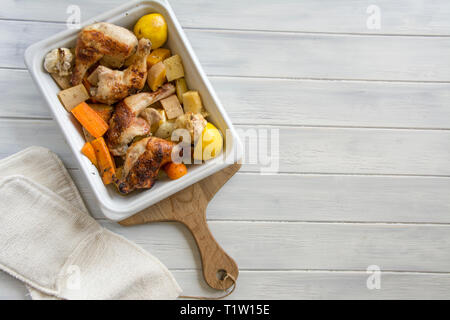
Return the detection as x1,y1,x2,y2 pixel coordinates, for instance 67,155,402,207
238,171,450,178
183,26,450,38
236,171,450,178
65,167,450,178
1,17,450,38
66,167,450,179
235,123,450,131
168,268,450,275
0,66,28,71
3,117,450,133
207,74,450,84
0,116,53,121
0,17,65,24
100,218,450,226
3,67,450,85
234,123,450,131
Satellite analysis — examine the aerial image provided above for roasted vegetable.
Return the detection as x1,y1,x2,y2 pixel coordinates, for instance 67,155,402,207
182,90,203,114
160,94,184,119
91,137,116,185
58,84,90,112
90,104,113,122
147,48,171,68
82,104,113,142
81,141,98,167
175,78,188,103
163,162,187,180
44,48,73,76
71,102,109,138
51,74,71,90
147,61,166,91
163,54,184,81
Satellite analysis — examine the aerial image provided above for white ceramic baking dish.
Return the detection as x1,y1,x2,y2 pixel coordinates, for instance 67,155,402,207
25,0,242,221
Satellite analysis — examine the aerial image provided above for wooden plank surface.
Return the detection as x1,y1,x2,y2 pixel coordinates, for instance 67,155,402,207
0,119,449,176
2,0,450,36
1,0,450,300
4,69,450,129
69,169,450,223
172,270,450,300
2,270,450,300
100,220,450,272
2,269,450,300
3,21,450,82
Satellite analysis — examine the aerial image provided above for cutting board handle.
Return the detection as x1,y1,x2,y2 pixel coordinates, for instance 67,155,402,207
178,208,238,290
120,163,242,291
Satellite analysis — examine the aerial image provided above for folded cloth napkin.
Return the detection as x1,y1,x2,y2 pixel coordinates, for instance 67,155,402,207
0,147,182,300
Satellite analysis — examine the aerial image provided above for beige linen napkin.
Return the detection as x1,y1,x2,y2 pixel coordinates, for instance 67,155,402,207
0,147,182,300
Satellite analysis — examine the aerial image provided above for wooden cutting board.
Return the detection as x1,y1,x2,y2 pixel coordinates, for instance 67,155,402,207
119,163,241,290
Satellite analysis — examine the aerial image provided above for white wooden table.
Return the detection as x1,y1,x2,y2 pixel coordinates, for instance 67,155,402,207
1,0,450,299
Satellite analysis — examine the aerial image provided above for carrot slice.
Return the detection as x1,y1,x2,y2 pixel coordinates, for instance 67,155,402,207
81,142,98,168
91,137,116,185
71,102,109,138
163,162,187,180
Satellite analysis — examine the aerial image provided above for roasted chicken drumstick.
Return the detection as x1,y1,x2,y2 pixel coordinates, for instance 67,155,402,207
106,83,176,156
117,136,176,194
71,22,138,86
89,38,152,105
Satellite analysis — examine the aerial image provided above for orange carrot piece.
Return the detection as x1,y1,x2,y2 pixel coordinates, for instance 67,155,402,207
71,102,109,138
91,137,116,185
163,162,187,180
90,104,113,123
81,142,98,168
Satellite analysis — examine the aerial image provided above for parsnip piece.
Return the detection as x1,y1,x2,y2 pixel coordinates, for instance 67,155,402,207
83,127,95,142
51,74,71,90
175,78,188,103
182,91,203,114
163,55,184,81
147,61,166,91
86,67,101,86
160,94,184,119
57,84,90,112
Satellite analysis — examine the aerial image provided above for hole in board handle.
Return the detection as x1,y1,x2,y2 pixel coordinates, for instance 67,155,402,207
216,269,227,281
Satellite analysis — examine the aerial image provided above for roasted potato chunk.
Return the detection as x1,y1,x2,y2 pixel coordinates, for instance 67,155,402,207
163,54,184,81
182,90,203,114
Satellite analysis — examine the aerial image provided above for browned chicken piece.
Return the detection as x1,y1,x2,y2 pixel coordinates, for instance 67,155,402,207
106,83,175,156
89,38,152,105
71,22,138,86
117,136,176,194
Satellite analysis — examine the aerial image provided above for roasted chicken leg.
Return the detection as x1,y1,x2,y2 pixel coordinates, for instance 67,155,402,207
106,83,175,156
117,136,176,194
89,38,152,105
71,22,138,86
